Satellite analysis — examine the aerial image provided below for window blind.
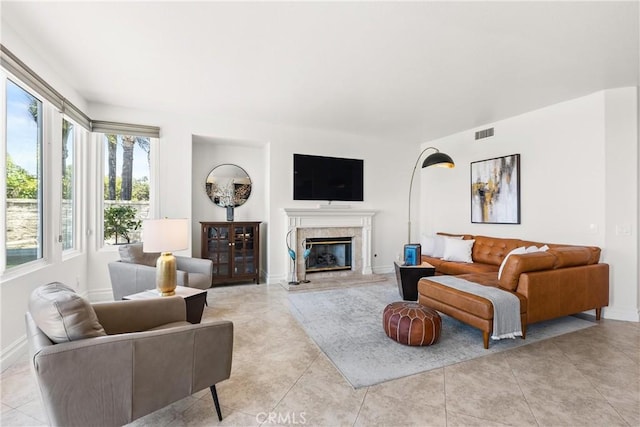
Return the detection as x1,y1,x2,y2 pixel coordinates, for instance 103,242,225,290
91,121,160,138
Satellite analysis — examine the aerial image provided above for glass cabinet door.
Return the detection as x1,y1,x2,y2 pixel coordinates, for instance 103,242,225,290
233,225,255,275
207,225,230,277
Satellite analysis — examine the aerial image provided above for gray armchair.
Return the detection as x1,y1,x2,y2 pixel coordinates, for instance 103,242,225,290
26,283,233,427
108,243,213,300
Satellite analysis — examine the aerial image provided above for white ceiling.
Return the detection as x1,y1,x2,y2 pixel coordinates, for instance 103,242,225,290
2,1,638,142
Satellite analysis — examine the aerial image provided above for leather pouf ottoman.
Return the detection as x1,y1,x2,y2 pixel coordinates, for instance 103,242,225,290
383,302,441,346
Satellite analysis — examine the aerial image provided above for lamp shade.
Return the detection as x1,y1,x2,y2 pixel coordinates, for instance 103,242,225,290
142,218,189,253
422,152,455,168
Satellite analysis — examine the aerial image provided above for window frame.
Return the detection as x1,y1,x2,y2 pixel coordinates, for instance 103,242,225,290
97,132,158,251
1,72,50,276
61,116,86,256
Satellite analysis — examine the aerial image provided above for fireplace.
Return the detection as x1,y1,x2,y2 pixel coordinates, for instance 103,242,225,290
283,208,377,283
305,237,352,273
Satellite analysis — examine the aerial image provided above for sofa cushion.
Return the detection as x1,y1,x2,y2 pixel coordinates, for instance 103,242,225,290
119,243,159,267
443,239,475,263
421,256,446,270
437,261,498,275
472,236,523,266
421,235,437,256
547,247,593,268
433,235,463,258
418,277,526,320
29,282,106,343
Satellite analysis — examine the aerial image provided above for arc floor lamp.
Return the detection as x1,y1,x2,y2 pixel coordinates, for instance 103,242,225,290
407,147,455,244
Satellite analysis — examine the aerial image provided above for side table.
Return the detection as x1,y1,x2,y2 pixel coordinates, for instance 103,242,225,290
123,286,208,324
394,261,436,301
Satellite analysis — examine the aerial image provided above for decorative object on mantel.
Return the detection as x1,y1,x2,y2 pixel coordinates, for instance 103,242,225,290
407,147,455,244
205,164,252,222
471,153,520,224
300,238,312,283
142,218,189,296
286,229,299,285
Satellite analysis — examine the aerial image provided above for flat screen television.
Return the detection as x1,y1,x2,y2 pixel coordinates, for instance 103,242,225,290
293,154,364,202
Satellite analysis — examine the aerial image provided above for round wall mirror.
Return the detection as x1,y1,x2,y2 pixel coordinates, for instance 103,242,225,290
205,164,252,207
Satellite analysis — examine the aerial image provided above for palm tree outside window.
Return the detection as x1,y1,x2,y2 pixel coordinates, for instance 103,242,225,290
102,134,151,245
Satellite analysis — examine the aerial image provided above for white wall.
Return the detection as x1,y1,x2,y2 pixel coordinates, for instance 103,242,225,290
418,88,639,321
191,137,268,279
603,88,639,320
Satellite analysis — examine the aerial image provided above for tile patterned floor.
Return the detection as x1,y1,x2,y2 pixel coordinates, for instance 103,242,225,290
2,277,638,426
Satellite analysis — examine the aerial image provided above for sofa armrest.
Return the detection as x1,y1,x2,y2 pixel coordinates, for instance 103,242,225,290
176,256,213,277
93,297,186,334
499,252,557,291
517,263,609,323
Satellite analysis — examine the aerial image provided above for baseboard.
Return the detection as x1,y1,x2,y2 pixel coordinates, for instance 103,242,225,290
372,265,394,275
1,335,27,372
266,273,287,285
603,306,640,322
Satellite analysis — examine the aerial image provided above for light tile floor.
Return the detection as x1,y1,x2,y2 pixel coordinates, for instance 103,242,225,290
2,277,639,426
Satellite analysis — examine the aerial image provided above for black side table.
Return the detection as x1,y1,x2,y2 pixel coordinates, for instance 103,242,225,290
394,261,436,301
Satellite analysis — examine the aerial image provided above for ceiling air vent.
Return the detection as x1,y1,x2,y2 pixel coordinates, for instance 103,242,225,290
475,127,494,140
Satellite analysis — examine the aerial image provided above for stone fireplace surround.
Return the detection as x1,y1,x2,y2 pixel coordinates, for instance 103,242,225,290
284,208,377,281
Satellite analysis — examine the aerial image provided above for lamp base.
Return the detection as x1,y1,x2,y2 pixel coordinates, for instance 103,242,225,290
156,252,177,296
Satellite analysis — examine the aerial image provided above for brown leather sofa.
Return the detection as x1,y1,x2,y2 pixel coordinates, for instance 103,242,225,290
417,234,609,348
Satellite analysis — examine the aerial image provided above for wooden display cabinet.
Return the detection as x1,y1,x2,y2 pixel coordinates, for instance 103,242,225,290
200,221,260,285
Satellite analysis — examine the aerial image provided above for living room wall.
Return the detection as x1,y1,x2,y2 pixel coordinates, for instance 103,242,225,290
417,88,639,322
86,104,416,292
191,137,268,279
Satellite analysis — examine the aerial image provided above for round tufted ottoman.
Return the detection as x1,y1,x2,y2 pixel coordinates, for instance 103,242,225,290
383,302,441,346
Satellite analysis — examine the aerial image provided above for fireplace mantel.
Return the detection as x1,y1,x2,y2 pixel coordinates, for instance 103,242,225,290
283,208,377,278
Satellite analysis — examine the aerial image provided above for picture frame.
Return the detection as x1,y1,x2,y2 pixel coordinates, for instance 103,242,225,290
471,154,521,224
403,244,421,266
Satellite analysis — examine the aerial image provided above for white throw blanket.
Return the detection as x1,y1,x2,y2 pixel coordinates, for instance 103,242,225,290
427,276,522,340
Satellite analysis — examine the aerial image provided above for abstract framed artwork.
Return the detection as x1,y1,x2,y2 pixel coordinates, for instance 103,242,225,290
471,154,521,224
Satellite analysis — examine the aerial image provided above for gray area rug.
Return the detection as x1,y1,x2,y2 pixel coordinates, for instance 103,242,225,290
288,282,596,389
280,273,387,292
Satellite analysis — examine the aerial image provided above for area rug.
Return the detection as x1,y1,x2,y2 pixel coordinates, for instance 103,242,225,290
287,282,597,389
280,273,387,292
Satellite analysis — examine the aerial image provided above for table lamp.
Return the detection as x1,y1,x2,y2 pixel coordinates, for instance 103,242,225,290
142,218,189,296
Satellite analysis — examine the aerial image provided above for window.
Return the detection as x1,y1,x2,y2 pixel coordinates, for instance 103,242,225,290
103,134,151,245
5,79,43,267
61,118,74,251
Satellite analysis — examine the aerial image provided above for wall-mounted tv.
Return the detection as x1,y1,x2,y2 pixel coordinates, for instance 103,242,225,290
293,154,364,202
